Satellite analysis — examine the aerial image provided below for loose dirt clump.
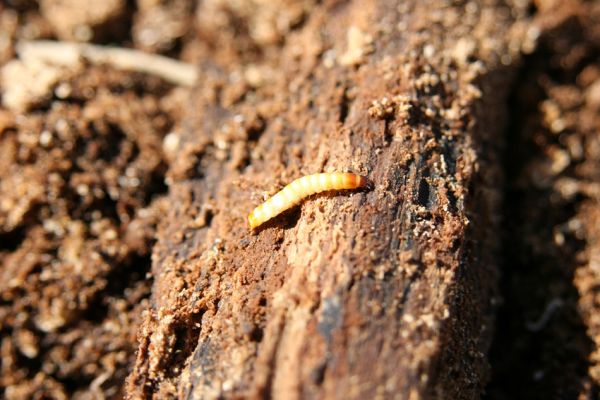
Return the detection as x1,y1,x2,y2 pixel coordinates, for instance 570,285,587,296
0,3,52,67
39,0,130,43
133,0,195,54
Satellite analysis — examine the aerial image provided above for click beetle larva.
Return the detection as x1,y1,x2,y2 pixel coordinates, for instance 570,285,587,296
248,172,368,230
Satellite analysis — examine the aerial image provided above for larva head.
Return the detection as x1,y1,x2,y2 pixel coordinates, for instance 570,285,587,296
354,174,368,189
345,173,368,189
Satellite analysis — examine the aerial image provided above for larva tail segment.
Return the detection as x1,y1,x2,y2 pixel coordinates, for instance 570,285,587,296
248,210,260,230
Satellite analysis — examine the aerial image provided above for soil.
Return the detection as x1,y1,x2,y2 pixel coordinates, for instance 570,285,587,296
0,1,598,399
487,1,600,398
0,2,189,398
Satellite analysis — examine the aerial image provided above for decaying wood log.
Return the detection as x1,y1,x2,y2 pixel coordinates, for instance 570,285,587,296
127,1,531,398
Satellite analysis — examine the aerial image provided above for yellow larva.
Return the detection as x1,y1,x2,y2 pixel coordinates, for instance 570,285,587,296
248,172,368,230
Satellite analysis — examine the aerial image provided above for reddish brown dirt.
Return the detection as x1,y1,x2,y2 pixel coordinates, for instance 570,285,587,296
0,2,189,398
0,66,177,398
0,0,599,399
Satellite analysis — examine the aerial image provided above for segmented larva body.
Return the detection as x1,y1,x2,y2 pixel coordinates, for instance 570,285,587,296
248,172,368,230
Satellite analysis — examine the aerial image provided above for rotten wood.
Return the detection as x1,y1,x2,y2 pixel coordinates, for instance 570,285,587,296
126,1,531,398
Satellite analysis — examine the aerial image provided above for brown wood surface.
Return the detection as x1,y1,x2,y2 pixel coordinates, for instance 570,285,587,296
126,1,529,398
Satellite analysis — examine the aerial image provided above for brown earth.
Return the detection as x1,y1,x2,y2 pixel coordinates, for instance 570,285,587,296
0,0,598,399
487,1,600,399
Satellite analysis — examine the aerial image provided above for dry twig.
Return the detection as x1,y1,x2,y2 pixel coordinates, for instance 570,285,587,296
16,40,197,87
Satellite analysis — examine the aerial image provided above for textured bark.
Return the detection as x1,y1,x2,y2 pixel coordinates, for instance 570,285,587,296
127,1,530,398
